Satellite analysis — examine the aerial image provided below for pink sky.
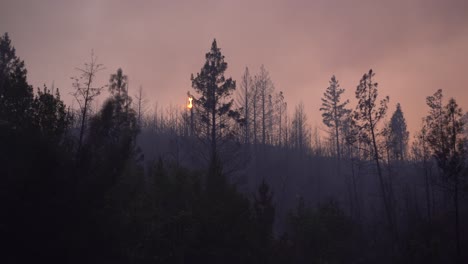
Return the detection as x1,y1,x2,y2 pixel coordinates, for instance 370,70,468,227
1,0,467,138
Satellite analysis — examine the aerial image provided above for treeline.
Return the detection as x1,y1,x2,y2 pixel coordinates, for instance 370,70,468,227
1,33,468,264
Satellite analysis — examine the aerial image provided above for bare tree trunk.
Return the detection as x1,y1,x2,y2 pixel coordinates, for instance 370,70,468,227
424,159,432,222
450,111,462,263
211,88,217,161
244,85,249,144
253,90,258,145
262,90,266,146
77,75,92,155
136,86,143,126
335,123,341,160
370,121,395,236
351,157,360,221
279,104,282,147
454,173,461,264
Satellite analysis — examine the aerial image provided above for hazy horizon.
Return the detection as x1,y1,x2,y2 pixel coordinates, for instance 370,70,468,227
3,2,468,263
1,0,467,138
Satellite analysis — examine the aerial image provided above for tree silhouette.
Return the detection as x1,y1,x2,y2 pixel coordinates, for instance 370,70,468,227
320,75,350,160
353,69,394,234
32,85,69,141
237,67,253,145
254,179,275,264
388,103,409,161
291,102,310,153
411,121,434,222
71,51,106,155
4,27,468,263
109,68,133,130
425,90,466,263
0,32,33,129
256,65,274,146
276,91,287,147
190,39,238,169
134,85,148,127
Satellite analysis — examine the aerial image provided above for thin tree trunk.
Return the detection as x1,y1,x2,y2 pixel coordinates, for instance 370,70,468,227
351,158,360,221
335,124,341,160
244,85,249,144
454,174,461,264
211,88,217,161
371,121,394,235
77,73,93,155
253,92,257,145
424,159,432,222
262,91,266,146
77,97,88,154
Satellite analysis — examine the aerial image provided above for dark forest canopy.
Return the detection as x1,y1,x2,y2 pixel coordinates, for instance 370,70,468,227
1,33,468,263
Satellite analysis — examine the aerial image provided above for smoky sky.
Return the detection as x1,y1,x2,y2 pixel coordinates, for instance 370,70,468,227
1,0,467,137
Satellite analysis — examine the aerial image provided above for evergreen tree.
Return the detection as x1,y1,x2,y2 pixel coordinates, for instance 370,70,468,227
287,198,357,263
109,68,131,107
32,85,69,141
254,179,275,264
320,75,350,160
291,102,310,153
425,89,445,158
0,32,33,129
388,103,409,161
353,69,394,234
109,68,133,131
425,90,466,263
190,39,238,169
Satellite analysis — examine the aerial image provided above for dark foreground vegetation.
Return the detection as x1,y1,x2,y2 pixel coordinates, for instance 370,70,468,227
1,33,468,263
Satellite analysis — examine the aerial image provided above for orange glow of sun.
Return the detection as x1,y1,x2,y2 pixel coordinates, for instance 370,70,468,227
187,97,193,109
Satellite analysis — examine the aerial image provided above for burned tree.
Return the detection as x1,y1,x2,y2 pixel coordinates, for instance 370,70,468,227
71,51,105,154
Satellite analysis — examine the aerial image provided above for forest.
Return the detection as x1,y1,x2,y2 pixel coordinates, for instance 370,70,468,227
1,32,468,263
